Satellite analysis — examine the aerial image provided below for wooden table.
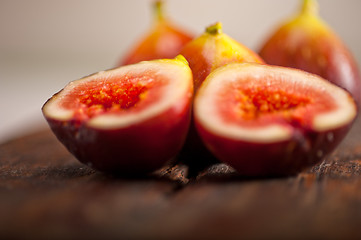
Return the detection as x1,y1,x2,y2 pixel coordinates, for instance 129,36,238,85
1,117,361,240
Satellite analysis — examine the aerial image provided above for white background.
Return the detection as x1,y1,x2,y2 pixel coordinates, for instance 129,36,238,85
1,0,360,143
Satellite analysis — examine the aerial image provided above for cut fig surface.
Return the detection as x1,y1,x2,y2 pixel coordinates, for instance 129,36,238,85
194,63,357,176
43,57,193,174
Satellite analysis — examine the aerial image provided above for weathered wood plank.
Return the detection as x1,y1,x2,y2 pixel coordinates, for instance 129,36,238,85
0,116,360,239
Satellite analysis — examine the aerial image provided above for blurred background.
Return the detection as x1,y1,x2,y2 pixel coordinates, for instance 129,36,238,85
1,0,360,143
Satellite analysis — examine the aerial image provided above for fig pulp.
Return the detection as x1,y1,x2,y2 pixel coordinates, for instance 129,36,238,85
259,0,361,105
178,22,264,175
117,1,193,66
194,63,357,176
42,56,193,175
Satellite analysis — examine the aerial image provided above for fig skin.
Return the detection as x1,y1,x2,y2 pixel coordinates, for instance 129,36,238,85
178,22,264,176
117,1,193,66
42,57,193,175
259,0,361,106
45,103,191,175
180,22,264,91
195,121,352,176
194,63,357,176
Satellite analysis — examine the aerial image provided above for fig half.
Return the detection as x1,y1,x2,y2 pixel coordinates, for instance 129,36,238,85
194,63,357,176
42,56,193,175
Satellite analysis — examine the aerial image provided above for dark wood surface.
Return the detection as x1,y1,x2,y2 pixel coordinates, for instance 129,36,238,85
1,117,361,240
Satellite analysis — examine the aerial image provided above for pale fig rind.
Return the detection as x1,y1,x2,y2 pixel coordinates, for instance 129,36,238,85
42,58,193,174
194,63,357,176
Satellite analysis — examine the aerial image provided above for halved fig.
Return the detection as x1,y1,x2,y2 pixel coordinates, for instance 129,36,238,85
194,63,357,176
42,56,193,175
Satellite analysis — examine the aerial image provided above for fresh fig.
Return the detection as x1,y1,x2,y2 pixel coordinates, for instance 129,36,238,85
117,0,193,66
178,22,264,176
42,56,193,175
194,63,357,176
180,22,264,91
259,0,361,106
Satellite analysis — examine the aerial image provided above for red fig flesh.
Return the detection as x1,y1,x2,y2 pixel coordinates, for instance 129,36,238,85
259,0,361,105
194,63,357,176
42,57,193,174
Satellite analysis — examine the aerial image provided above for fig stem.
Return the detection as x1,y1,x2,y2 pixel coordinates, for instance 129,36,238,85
301,0,319,16
154,0,166,22
206,22,223,35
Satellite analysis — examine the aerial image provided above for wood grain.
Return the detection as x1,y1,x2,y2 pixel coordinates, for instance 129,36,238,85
0,117,360,240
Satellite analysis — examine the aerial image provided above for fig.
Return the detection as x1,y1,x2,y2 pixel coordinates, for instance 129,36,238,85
259,0,361,106
194,63,357,176
117,0,193,66
178,22,264,175
180,22,264,91
42,56,193,175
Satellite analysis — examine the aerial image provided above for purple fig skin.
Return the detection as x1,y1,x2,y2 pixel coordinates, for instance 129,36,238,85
195,120,353,176
44,102,191,175
177,117,220,177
